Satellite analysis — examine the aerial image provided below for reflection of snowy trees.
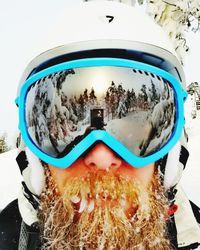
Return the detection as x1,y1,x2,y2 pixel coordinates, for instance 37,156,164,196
28,70,76,152
104,80,161,119
139,99,175,156
28,69,101,151
148,81,160,108
137,84,149,110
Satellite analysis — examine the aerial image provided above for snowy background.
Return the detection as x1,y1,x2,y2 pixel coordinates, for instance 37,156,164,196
0,0,200,210
180,109,200,208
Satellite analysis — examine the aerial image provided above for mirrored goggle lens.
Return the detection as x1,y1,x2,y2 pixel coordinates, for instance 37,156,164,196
25,66,176,159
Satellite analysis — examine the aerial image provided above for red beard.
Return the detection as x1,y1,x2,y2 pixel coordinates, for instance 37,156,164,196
38,168,174,250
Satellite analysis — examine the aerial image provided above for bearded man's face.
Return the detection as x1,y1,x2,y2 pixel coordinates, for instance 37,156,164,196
38,143,173,250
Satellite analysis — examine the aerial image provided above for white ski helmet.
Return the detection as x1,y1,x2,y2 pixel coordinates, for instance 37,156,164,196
17,1,186,92
16,1,189,225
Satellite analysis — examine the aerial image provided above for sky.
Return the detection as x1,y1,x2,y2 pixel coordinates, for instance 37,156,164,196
0,0,200,147
0,0,82,145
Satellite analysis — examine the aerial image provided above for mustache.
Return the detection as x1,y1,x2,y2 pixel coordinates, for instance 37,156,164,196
62,171,143,214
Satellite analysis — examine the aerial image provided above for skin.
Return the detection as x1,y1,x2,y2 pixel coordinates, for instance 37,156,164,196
49,142,155,196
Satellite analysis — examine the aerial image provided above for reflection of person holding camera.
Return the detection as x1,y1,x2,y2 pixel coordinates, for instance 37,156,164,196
90,109,106,129
1,1,200,250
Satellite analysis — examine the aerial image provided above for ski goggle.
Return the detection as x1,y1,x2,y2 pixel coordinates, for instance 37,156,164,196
16,58,187,168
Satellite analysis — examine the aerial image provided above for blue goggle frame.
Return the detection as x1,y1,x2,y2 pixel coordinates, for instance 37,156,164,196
16,57,187,168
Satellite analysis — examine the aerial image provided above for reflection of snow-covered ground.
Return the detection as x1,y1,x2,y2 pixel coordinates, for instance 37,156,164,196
106,110,151,155
0,112,200,210
106,109,173,156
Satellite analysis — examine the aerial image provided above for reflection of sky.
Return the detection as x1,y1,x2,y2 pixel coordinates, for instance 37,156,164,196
62,66,165,97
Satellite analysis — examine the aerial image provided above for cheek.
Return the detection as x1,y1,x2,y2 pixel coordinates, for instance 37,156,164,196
48,165,67,193
117,163,155,188
48,160,89,194
135,164,155,187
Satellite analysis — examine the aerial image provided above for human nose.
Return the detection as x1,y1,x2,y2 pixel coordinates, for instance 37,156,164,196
83,143,122,170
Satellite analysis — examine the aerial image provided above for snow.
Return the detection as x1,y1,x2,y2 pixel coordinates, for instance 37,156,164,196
180,110,200,207
0,149,22,210
0,112,200,210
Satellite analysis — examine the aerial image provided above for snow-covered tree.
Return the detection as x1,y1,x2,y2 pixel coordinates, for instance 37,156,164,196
107,81,118,118
137,84,149,110
78,94,85,119
83,88,89,103
146,0,200,63
0,134,9,154
84,0,200,64
89,87,97,105
149,80,159,105
117,95,127,118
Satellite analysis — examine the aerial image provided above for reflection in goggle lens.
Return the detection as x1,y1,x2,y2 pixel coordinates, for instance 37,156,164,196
25,66,176,159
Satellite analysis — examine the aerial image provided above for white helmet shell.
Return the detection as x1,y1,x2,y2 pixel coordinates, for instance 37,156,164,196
17,1,185,96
